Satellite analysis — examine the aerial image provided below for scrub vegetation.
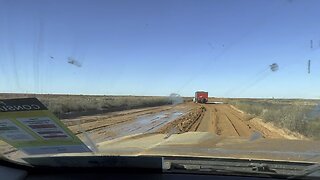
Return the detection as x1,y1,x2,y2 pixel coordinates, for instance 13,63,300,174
228,99,320,139
0,93,173,118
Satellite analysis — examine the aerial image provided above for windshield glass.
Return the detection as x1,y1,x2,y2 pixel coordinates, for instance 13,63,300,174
1,0,320,177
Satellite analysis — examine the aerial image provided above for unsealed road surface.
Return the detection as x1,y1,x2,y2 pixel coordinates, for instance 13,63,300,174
195,104,300,139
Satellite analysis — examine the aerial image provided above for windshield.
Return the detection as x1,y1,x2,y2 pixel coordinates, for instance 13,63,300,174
1,0,320,177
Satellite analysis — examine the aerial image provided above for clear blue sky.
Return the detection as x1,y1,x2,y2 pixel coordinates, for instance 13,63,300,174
1,0,320,98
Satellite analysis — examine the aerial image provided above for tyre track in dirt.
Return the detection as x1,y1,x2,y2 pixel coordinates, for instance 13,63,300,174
67,105,176,135
224,113,241,136
194,104,302,139
76,103,195,143
218,105,253,137
196,105,247,137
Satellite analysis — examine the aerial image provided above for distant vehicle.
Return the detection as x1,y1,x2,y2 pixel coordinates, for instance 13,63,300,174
194,91,208,103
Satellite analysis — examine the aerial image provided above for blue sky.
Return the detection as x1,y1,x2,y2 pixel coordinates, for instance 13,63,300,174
1,0,320,98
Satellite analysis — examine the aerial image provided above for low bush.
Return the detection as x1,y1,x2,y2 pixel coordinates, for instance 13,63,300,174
0,94,173,118
229,99,320,139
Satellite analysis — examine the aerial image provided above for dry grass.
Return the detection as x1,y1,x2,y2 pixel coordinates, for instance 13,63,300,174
0,93,173,118
228,99,320,139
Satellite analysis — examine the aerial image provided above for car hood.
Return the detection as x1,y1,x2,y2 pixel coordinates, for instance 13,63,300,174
94,132,320,163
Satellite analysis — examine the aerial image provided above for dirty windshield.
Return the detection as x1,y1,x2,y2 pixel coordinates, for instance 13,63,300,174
1,0,320,173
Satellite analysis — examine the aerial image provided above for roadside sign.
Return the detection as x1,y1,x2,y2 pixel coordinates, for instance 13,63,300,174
0,98,91,155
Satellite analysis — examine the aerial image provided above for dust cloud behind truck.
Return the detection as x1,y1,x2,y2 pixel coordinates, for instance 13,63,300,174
194,91,208,103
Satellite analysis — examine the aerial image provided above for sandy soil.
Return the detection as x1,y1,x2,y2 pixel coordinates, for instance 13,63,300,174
156,103,306,140
71,103,195,143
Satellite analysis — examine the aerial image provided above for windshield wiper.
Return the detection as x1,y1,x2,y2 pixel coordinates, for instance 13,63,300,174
163,157,318,179
249,163,277,173
288,163,320,179
165,161,278,178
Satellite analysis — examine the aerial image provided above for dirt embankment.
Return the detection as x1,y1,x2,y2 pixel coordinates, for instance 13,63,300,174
156,106,205,134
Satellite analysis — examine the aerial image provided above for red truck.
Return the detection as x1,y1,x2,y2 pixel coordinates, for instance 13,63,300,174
194,91,208,103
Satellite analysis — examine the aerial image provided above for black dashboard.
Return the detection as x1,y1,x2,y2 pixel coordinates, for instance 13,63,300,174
0,163,293,180
0,156,317,180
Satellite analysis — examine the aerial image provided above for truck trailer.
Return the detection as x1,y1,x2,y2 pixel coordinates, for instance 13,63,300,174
194,91,208,103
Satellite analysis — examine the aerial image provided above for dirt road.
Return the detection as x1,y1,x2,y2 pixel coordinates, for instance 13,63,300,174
195,104,307,139
69,103,194,143
196,104,273,137
158,103,305,140
77,103,305,142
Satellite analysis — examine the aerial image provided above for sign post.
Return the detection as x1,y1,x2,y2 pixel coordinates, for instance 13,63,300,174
0,98,91,155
